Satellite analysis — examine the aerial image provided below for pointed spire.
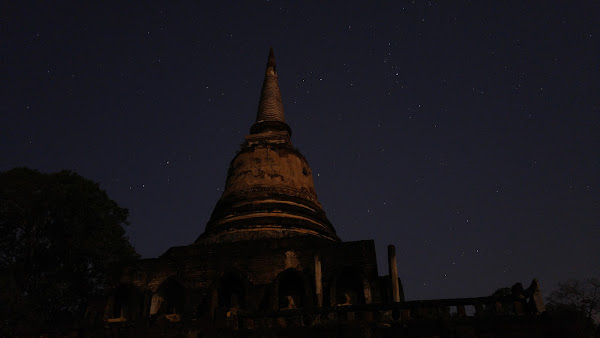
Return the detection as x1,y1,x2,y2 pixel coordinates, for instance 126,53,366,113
267,47,276,73
255,48,286,125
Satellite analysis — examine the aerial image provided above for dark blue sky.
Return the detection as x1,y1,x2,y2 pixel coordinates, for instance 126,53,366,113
3,1,599,301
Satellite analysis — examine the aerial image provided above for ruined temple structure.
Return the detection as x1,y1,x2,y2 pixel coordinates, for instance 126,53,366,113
96,49,547,337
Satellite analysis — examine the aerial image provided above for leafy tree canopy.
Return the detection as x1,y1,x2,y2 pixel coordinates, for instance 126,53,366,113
0,167,139,330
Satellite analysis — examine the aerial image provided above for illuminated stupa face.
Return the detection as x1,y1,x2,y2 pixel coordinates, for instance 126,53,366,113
196,49,339,244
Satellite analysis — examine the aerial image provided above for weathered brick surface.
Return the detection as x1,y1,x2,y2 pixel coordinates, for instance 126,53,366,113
105,236,387,325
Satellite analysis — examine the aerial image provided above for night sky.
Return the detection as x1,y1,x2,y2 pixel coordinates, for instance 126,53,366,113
3,2,599,301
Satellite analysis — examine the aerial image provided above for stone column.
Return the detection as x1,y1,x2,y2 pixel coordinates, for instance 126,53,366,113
530,279,546,313
209,288,218,320
363,279,372,304
388,245,400,303
314,254,323,307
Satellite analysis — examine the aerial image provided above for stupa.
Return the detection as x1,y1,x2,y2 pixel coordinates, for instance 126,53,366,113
197,48,338,244
97,49,545,337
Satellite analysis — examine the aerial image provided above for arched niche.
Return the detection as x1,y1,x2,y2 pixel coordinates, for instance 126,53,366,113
208,269,251,319
277,268,307,310
217,271,247,310
107,284,143,322
332,267,368,306
151,277,186,319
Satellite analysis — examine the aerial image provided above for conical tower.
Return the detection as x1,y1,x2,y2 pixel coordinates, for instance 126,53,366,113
196,49,339,244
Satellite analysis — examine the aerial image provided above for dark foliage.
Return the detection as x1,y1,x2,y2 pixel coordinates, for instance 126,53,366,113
547,278,600,324
0,168,139,331
543,278,600,337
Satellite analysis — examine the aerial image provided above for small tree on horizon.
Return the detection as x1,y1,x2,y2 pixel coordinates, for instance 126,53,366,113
547,277,600,325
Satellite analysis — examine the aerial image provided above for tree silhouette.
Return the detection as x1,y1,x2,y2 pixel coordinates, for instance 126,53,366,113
0,168,139,332
547,278,600,325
